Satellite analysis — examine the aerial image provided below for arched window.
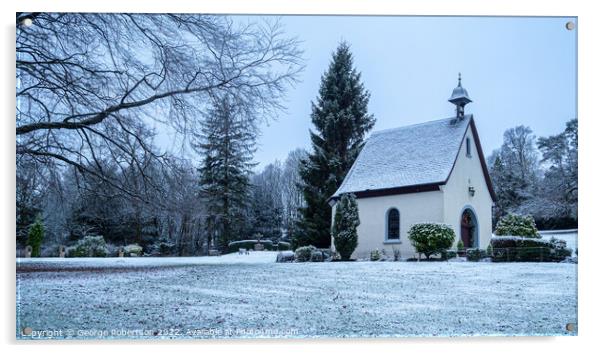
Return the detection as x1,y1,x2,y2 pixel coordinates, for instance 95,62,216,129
386,208,400,240
466,137,472,157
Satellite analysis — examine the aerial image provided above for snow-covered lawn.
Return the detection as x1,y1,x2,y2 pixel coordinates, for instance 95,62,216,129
16,253,577,339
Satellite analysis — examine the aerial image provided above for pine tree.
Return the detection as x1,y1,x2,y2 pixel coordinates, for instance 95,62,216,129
331,193,360,261
296,42,374,248
197,97,256,251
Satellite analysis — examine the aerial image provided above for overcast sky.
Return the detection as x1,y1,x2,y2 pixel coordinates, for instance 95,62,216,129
247,15,576,170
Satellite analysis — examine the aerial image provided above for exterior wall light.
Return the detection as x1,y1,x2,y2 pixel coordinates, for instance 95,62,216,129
468,186,476,197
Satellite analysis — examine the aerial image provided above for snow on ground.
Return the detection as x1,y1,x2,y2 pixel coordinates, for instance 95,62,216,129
16,257,577,340
17,251,278,271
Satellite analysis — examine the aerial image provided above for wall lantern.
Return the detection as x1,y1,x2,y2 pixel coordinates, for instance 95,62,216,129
468,186,476,197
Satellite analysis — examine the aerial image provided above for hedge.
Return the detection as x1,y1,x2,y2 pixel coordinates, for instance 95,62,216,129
490,236,571,262
227,240,274,253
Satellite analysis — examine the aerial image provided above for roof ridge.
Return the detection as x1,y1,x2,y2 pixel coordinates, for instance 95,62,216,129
371,115,471,136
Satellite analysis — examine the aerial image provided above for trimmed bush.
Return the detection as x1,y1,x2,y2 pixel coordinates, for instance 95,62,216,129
466,248,488,261
370,249,381,261
331,193,360,261
490,236,554,262
495,214,540,238
124,244,143,257
66,236,108,257
295,245,316,262
486,243,493,256
408,223,455,260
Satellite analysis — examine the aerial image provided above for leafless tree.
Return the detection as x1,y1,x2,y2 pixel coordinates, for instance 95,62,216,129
16,13,303,200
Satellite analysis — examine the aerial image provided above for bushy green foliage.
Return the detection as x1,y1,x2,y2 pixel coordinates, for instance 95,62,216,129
456,239,464,251
466,248,488,261
494,214,540,238
27,217,44,257
295,245,316,262
66,236,108,257
486,243,493,256
331,193,360,261
408,223,455,259
370,249,381,261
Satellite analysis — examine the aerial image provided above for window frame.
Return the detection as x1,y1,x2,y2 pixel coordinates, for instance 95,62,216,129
384,208,401,243
466,137,472,158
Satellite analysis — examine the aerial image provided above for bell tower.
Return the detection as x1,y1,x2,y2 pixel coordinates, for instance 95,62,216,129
448,73,472,120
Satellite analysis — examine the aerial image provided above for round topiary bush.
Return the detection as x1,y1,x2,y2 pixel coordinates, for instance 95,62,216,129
494,214,540,238
408,223,455,260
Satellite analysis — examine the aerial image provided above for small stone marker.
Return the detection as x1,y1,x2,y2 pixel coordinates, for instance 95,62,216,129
118,247,124,257
25,245,32,258
59,245,65,258
254,243,264,251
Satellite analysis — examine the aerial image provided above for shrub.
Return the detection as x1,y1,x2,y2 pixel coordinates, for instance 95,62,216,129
331,193,360,261
486,243,493,256
295,245,316,262
466,248,488,261
408,223,455,260
456,239,464,252
27,217,44,257
549,237,573,261
495,214,540,238
124,244,143,257
66,236,108,257
443,250,457,260
490,235,554,262
370,249,381,261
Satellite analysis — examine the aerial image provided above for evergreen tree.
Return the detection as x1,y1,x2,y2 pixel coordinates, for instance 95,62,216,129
27,216,45,257
197,97,256,251
249,163,284,241
331,193,360,261
296,42,374,248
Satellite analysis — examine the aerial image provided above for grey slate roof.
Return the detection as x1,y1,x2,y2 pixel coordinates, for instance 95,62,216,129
332,115,473,198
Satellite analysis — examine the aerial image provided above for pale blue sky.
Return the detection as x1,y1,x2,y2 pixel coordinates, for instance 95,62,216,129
251,15,576,169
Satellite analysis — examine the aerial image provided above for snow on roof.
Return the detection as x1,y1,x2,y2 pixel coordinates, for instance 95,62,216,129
332,115,472,198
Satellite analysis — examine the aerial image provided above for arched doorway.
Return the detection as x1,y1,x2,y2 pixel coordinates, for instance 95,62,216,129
460,207,478,248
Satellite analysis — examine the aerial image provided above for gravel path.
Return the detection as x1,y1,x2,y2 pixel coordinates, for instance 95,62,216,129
16,254,577,339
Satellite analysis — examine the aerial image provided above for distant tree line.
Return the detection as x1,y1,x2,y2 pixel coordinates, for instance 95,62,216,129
488,119,578,230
